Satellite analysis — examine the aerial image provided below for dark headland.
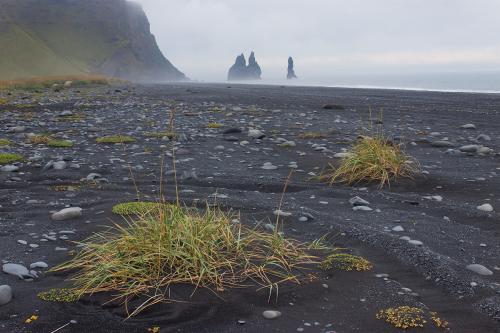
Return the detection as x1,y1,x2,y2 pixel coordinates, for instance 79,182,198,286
0,0,185,81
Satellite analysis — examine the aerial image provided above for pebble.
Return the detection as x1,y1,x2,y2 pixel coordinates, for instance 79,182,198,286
0,285,12,306
459,145,480,153
248,129,265,139
274,210,292,217
298,216,308,222
460,123,476,130
2,263,32,279
30,262,48,269
349,196,370,206
392,226,405,232
51,207,83,221
466,264,493,276
477,204,493,212
353,206,372,212
431,140,456,148
262,162,278,170
262,310,282,319
1,165,19,172
408,240,423,246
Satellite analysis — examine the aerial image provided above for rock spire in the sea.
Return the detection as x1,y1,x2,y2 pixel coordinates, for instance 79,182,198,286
247,52,262,80
287,56,297,80
227,52,262,81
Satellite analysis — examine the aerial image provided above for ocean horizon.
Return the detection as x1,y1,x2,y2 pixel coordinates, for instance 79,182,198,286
197,71,500,94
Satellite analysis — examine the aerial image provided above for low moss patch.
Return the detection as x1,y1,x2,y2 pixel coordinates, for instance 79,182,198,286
112,202,170,216
320,252,373,271
207,122,223,129
0,139,12,146
298,132,327,139
376,306,449,330
321,135,419,188
0,153,23,165
145,131,177,140
96,135,136,144
47,140,74,148
37,288,80,303
27,134,51,144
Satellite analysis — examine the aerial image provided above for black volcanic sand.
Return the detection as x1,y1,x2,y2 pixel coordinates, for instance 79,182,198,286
1,83,499,333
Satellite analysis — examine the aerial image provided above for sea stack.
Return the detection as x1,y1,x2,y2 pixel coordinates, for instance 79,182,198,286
227,52,262,81
287,57,297,79
247,52,262,80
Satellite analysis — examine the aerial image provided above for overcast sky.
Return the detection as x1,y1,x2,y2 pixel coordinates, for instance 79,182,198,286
134,0,500,81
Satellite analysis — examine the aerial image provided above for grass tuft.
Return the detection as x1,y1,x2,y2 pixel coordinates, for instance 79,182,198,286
27,135,51,144
0,153,23,165
52,203,322,317
96,135,136,144
321,135,419,188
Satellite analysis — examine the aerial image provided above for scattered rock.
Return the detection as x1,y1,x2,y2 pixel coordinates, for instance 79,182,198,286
477,204,494,212
51,207,83,221
0,285,12,306
2,263,32,279
262,310,282,319
461,124,476,130
466,264,493,276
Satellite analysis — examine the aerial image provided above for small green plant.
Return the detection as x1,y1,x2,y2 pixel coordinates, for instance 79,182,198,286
47,140,73,148
96,135,136,144
27,134,51,144
298,132,327,139
112,202,170,216
146,131,177,139
321,135,419,188
38,288,80,302
319,252,372,271
0,153,23,165
207,122,223,129
376,306,449,330
0,139,12,146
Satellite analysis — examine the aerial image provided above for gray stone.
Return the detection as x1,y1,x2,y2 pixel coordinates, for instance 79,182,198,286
477,203,494,212
2,263,32,279
466,264,493,276
262,310,282,319
459,145,480,153
349,196,370,206
0,285,12,306
408,240,423,246
392,226,405,232
1,165,19,172
461,124,476,130
431,140,456,148
248,129,265,139
353,206,372,212
30,262,48,269
51,207,83,221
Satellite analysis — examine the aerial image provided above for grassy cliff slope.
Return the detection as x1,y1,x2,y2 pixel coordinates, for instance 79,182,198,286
0,0,185,81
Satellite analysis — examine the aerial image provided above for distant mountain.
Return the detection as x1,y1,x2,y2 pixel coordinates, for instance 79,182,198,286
0,0,185,81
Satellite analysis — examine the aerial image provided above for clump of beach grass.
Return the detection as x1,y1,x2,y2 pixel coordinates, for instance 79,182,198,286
321,135,419,188
27,135,73,148
0,153,23,165
298,132,327,139
96,135,136,144
51,203,324,317
47,139,73,148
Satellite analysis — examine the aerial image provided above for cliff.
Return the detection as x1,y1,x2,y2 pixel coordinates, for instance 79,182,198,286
0,0,185,81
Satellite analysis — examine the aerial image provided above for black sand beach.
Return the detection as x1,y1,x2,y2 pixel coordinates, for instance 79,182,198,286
1,83,499,332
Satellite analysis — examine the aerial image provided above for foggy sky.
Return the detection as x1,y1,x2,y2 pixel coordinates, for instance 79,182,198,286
134,0,500,81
